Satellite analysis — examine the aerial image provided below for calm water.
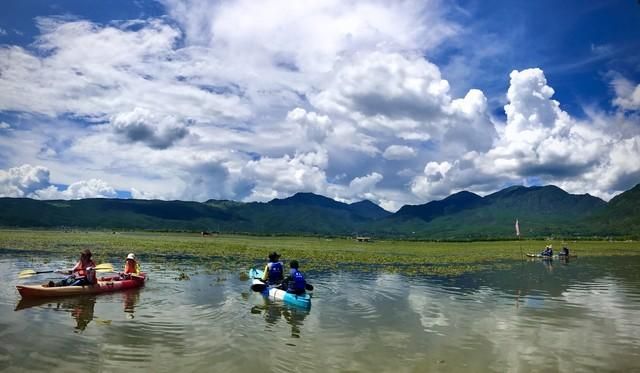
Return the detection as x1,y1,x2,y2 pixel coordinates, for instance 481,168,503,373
1,251,640,372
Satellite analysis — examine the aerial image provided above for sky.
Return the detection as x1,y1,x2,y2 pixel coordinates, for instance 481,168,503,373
0,0,639,211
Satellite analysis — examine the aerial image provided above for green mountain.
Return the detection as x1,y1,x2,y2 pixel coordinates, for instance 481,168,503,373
394,191,486,222
586,183,640,237
0,184,638,239
381,185,607,239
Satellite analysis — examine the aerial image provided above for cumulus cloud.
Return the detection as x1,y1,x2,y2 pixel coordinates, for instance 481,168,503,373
33,179,117,199
0,164,117,199
163,0,456,73
612,76,640,111
131,187,162,200
312,51,496,153
0,164,51,197
286,108,332,143
111,108,189,149
348,172,383,194
314,51,451,121
383,145,416,160
0,121,10,130
239,150,330,201
410,68,640,201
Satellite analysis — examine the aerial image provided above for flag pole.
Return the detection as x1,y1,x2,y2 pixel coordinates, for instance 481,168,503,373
515,219,523,259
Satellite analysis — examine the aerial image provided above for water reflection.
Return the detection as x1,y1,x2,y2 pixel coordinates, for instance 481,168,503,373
123,289,140,317
251,299,309,338
14,289,141,331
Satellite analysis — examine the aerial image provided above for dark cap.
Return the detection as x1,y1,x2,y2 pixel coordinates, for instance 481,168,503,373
289,260,299,269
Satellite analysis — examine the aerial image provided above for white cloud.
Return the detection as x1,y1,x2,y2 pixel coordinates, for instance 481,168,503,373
0,121,10,130
111,107,190,149
33,179,117,199
131,187,162,200
383,145,416,160
286,108,332,144
348,172,383,194
0,164,50,197
239,150,330,201
0,28,7,36
0,164,117,199
314,51,451,121
312,51,496,154
612,76,640,111
163,0,456,72
0,18,250,123
410,68,640,201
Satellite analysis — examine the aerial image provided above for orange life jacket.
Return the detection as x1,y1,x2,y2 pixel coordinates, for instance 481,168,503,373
124,260,140,274
73,259,96,277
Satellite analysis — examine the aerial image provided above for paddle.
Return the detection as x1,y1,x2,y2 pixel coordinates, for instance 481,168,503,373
18,263,115,279
251,281,268,292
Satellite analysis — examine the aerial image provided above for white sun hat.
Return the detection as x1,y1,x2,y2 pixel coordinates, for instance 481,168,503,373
126,253,135,260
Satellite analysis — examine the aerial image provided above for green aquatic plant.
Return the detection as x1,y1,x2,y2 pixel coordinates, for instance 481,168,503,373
175,272,190,281
1,229,638,276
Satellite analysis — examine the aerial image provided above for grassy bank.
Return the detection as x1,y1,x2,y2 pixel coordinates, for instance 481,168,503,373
1,229,639,275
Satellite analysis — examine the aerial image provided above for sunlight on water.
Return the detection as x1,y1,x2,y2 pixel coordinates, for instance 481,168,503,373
1,251,639,372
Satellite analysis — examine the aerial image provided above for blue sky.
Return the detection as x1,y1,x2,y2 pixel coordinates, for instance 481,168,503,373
1,0,639,210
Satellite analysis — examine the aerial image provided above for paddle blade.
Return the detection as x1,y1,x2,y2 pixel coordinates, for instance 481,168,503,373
18,269,37,278
94,263,114,272
251,282,267,292
305,283,314,291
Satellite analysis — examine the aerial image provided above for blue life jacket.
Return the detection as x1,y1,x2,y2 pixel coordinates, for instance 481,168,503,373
267,262,283,283
287,269,305,293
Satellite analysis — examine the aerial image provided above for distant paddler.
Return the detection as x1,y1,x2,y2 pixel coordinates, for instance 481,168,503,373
559,246,570,257
540,244,553,257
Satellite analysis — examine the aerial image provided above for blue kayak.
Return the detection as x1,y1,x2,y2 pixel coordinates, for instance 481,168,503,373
248,268,311,309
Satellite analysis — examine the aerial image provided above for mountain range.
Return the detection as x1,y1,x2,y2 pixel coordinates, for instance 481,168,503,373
1,184,638,239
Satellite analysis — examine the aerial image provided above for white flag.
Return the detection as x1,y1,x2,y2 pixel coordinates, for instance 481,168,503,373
515,219,520,237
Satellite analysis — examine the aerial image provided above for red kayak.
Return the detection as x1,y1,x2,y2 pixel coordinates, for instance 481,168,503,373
16,274,146,298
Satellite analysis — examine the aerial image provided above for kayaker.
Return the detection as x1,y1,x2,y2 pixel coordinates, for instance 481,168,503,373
283,260,306,295
69,249,98,286
261,252,284,285
560,246,569,256
123,253,141,276
541,245,553,256
50,249,97,287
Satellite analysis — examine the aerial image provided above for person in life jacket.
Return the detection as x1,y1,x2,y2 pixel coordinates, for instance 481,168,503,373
70,249,98,285
560,246,570,256
123,253,141,277
51,249,97,287
261,252,284,285
284,260,306,295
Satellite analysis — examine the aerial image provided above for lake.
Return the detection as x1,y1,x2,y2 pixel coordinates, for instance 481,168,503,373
1,250,639,372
